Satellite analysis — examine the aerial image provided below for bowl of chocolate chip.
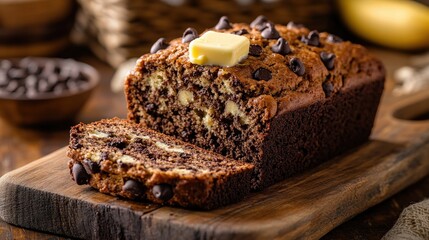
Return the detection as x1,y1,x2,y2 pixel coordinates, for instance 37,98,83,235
0,57,99,126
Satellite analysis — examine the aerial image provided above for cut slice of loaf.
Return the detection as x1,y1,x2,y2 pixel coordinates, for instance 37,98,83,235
67,118,254,210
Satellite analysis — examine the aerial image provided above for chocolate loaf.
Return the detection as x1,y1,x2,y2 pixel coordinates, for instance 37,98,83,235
125,16,385,190
68,118,254,210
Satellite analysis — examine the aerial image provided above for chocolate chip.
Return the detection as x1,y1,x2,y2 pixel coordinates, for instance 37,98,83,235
261,22,280,39
271,38,291,55
159,88,168,96
54,65,61,74
0,60,12,70
301,30,320,47
252,67,272,81
66,80,79,93
13,86,25,96
249,44,263,57
108,139,128,149
289,58,305,76
27,62,41,75
182,28,198,43
327,34,343,43
150,38,169,54
233,29,248,35
37,79,50,92
72,163,90,185
146,153,155,161
322,81,334,97
26,88,37,98
47,75,59,86
25,75,37,88
250,15,269,30
78,72,88,82
286,21,304,29
7,68,26,80
0,58,90,99
152,184,174,201
320,52,336,70
71,142,83,149
0,71,7,86
5,80,19,92
62,65,80,81
215,16,232,30
180,153,191,158
123,179,145,198
41,61,56,76
118,161,131,169
53,82,66,95
82,159,100,174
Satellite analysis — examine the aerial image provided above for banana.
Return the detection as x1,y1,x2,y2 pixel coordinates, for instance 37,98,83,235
337,0,429,50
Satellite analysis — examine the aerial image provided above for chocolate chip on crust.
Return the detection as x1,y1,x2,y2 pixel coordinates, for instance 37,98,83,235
301,30,320,47
182,28,198,43
289,58,305,76
253,67,272,81
82,159,100,174
322,81,334,97
320,52,336,70
261,22,280,39
150,38,169,54
72,162,90,185
271,38,291,55
250,15,269,30
286,21,304,29
215,16,232,30
327,34,343,43
123,179,145,198
152,184,174,201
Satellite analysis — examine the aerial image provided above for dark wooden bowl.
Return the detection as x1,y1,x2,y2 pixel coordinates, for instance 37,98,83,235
0,58,99,127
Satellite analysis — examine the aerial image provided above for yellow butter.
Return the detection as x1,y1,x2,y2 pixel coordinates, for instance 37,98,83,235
189,31,250,67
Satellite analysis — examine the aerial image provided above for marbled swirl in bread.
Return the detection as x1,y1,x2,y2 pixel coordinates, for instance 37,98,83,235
68,118,254,210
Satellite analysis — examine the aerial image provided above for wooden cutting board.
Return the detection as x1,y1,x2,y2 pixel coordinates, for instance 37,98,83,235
1,90,429,240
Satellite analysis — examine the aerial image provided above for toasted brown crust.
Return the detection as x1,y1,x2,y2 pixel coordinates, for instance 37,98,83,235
126,22,384,116
68,118,254,210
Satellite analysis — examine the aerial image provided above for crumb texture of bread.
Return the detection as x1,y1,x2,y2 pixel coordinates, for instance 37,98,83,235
68,118,254,210
125,19,385,189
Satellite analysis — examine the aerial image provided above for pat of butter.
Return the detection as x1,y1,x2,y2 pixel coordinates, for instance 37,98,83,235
189,31,250,67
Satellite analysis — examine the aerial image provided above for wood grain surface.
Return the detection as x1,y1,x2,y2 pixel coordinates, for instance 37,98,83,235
1,88,429,240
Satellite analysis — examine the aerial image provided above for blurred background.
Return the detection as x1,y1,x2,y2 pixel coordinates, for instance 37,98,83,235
6,0,337,65
0,0,428,64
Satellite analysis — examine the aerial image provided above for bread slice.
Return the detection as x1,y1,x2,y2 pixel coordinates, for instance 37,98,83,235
67,118,254,210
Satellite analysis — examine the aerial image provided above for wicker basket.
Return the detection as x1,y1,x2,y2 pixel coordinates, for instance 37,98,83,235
0,0,75,58
74,0,336,66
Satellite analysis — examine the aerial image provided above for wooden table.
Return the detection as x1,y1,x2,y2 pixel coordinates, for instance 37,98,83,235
0,46,427,240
